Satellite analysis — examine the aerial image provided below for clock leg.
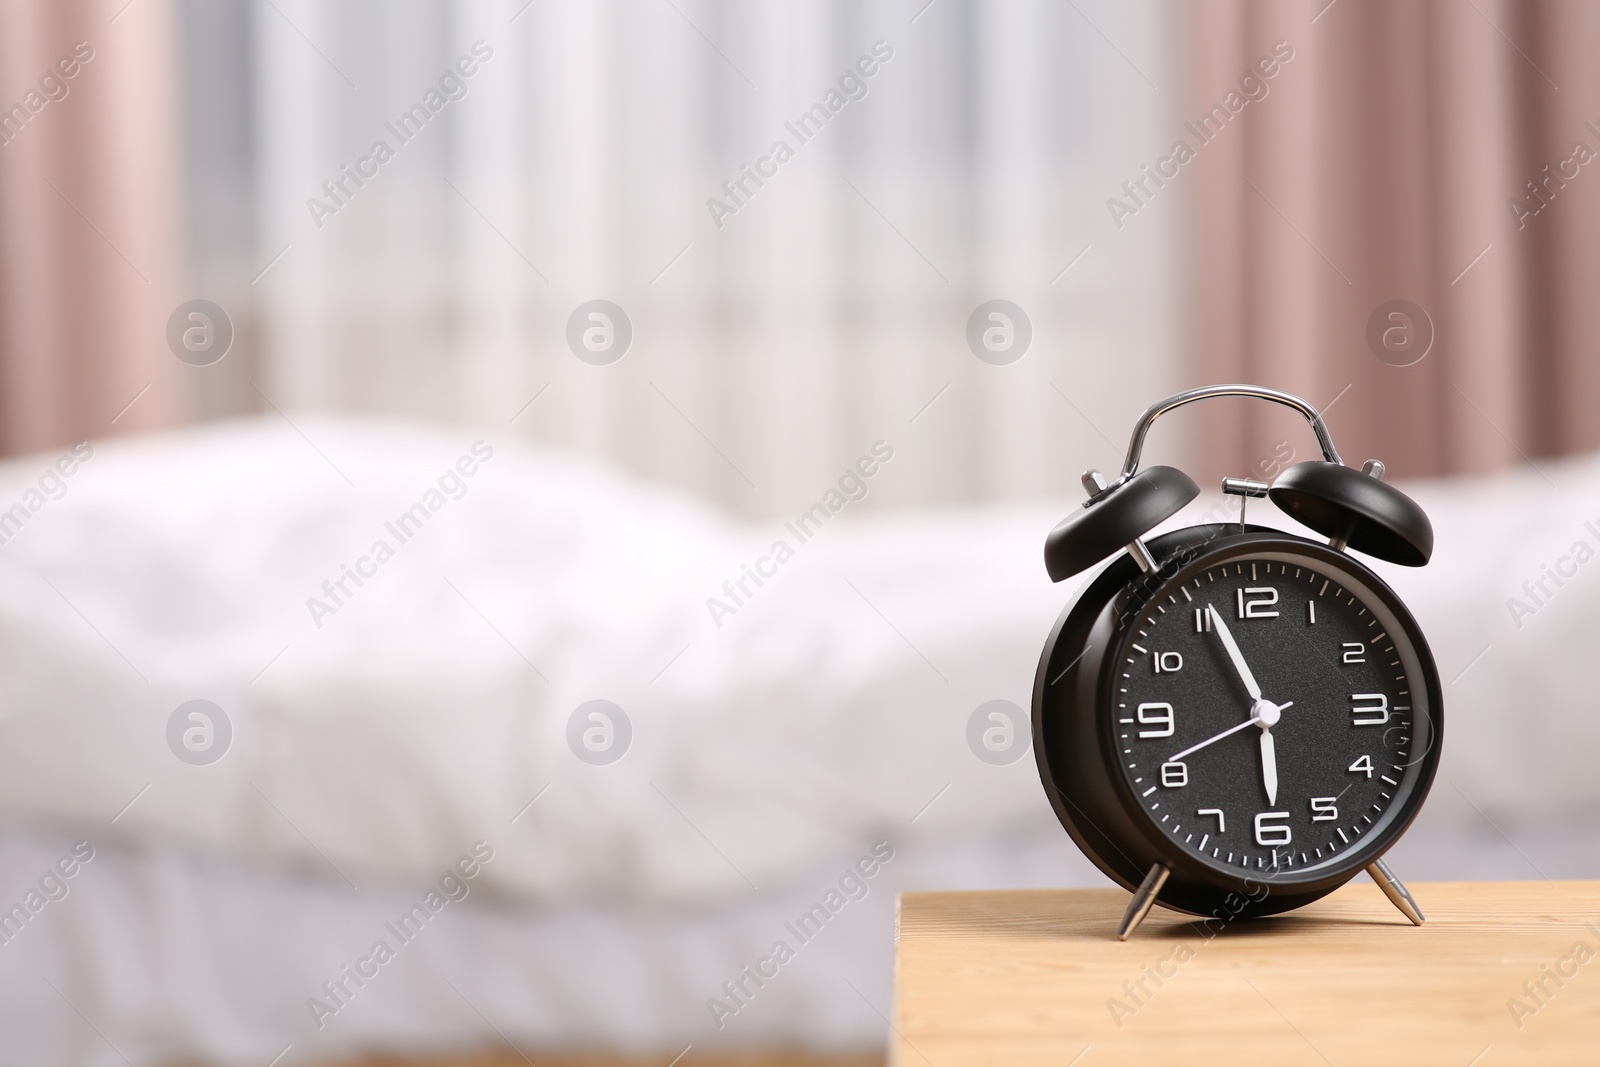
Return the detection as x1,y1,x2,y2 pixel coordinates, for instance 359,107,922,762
1116,863,1171,940
1367,858,1426,925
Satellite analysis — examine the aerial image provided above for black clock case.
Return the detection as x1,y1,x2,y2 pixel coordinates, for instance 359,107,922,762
1032,523,1444,918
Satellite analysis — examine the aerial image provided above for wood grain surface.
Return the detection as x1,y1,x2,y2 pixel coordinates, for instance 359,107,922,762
893,880,1600,1066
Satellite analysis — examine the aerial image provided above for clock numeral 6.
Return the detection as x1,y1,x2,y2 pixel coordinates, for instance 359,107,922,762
1136,702,1174,738
1254,811,1292,846
1310,797,1339,822
1236,586,1279,619
1152,651,1183,674
1160,760,1187,787
1350,693,1390,726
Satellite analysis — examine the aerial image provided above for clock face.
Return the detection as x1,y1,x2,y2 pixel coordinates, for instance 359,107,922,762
1109,550,1433,881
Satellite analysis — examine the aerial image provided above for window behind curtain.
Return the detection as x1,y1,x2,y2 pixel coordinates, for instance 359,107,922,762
179,0,1176,517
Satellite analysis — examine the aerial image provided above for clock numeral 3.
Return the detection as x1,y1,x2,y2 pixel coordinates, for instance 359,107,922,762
1136,702,1174,738
1310,797,1339,822
1350,693,1390,726
1254,811,1292,846
1236,586,1279,619
1160,761,1187,787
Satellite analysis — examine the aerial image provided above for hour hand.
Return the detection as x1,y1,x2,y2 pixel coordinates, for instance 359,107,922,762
1207,604,1262,702
1259,728,1278,805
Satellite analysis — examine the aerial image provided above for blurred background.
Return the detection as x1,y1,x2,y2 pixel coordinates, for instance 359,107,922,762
1,1,1599,1065
8,0,1178,515
7,0,1600,503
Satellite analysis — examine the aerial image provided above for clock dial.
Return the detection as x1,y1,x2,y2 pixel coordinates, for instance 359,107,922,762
1110,552,1430,879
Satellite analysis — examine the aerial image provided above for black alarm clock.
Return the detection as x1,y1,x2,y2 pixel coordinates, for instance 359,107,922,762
1032,384,1442,939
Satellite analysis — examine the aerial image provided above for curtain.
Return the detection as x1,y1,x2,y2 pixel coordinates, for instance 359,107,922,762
229,0,1177,517
0,0,180,455
1181,0,1600,483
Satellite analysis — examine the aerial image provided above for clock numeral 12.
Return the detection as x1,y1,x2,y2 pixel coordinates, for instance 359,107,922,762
1237,586,1279,618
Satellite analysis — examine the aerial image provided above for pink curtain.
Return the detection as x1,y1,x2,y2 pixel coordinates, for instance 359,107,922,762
0,0,180,455
1180,0,1600,482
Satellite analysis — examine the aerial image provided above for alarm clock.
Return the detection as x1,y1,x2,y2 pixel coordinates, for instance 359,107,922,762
1032,384,1441,939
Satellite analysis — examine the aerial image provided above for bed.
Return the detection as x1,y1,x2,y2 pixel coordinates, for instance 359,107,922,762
0,417,1595,1066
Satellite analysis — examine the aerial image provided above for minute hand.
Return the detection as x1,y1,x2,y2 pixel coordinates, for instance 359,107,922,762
1207,604,1262,702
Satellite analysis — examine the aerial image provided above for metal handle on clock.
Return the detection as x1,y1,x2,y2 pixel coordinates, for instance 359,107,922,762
1099,385,1344,497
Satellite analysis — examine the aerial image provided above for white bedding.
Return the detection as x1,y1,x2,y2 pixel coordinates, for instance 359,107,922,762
0,416,1594,1063
0,416,1074,902
2,814,1595,1067
0,827,1072,1066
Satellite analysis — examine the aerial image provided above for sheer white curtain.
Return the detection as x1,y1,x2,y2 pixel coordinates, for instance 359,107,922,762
232,0,1176,516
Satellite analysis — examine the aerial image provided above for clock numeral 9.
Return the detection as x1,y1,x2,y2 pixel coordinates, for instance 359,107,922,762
1160,761,1187,788
1254,811,1292,846
1237,586,1279,619
1152,652,1183,674
1350,693,1390,726
1310,797,1339,822
1136,702,1174,738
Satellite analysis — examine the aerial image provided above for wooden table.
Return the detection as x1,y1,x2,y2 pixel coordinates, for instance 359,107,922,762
892,881,1600,1065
